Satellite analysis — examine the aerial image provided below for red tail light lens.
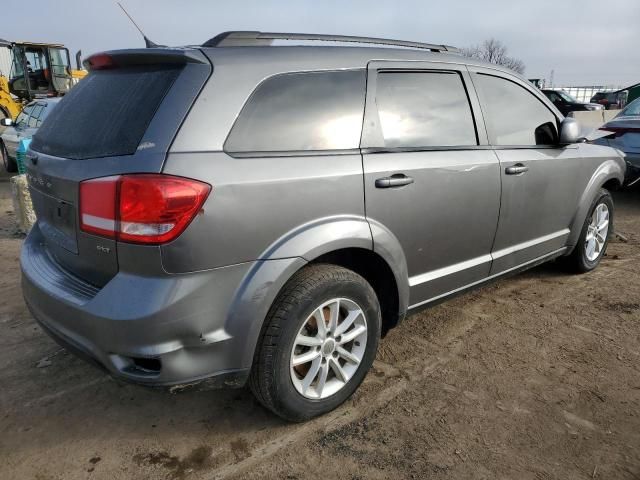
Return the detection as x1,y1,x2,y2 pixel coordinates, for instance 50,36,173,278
79,174,211,245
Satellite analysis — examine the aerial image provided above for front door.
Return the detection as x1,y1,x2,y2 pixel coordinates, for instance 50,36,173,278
469,68,585,274
361,62,501,308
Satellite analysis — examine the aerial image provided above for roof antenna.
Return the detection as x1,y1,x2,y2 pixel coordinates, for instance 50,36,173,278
116,2,163,48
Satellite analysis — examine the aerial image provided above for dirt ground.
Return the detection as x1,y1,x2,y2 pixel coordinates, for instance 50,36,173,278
0,171,638,480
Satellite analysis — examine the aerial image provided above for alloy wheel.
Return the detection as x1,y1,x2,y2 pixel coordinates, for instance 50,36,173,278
585,203,609,262
290,298,368,400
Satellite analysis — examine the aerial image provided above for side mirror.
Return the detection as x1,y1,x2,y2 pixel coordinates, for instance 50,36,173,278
0,118,13,127
559,117,580,145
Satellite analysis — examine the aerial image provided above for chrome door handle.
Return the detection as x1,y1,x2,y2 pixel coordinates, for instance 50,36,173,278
505,164,529,175
375,174,414,188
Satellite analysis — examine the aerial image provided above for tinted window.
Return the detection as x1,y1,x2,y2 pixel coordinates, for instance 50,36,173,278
225,70,365,153
15,105,33,127
36,103,53,127
31,66,182,159
545,91,561,103
475,74,558,146
375,71,477,148
28,105,44,127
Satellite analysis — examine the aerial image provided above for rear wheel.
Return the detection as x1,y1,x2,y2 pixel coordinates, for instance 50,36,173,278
564,189,613,272
249,264,381,421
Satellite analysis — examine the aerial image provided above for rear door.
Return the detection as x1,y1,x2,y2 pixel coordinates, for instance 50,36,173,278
361,61,501,307
27,49,211,286
469,67,584,274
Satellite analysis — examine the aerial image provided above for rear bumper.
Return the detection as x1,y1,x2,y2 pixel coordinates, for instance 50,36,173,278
21,224,255,388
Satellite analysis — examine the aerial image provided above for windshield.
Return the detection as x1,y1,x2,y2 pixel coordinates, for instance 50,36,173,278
619,98,640,117
557,91,578,103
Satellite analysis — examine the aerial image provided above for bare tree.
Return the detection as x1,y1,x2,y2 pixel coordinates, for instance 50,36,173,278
461,38,525,75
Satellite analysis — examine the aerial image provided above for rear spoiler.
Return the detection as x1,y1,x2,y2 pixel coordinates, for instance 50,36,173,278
83,48,209,71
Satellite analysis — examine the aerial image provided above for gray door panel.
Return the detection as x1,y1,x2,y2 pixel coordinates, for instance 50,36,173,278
490,147,585,273
363,150,500,306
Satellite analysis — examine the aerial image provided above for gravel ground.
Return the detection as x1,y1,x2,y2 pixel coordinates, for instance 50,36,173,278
0,172,638,480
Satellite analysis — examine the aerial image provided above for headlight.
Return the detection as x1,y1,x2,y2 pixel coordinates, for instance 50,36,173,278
585,105,604,111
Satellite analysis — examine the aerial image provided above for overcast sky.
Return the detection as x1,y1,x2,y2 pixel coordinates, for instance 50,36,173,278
3,0,639,86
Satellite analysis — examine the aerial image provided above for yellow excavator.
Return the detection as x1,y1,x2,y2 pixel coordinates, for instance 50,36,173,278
0,38,86,120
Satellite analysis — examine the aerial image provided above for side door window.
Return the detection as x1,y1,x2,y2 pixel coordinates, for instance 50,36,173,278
15,105,34,129
28,104,45,128
473,74,558,146
35,103,52,127
374,71,478,148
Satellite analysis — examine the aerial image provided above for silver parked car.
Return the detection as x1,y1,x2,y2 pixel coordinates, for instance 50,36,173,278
592,97,640,185
21,32,625,421
1,98,60,172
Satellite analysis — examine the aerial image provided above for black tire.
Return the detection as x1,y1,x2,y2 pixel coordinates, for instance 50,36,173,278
1,141,17,173
564,188,614,273
249,264,381,422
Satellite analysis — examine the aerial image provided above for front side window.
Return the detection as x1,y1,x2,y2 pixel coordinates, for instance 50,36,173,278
375,71,477,148
15,105,34,127
475,74,558,146
225,70,366,153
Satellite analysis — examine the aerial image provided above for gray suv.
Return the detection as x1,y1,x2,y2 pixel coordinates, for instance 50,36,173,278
21,32,625,421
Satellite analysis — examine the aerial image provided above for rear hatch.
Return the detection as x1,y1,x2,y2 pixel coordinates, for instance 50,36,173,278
27,48,211,286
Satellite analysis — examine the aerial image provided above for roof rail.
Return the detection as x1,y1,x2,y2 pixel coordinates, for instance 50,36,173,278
202,31,459,53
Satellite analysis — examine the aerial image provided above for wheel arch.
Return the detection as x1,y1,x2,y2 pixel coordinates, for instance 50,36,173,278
565,159,624,252
227,215,409,368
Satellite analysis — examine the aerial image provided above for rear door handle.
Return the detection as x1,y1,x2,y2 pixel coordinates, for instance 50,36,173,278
505,164,529,175
375,174,414,188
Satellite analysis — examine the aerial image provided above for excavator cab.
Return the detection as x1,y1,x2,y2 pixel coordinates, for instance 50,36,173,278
8,42,73,101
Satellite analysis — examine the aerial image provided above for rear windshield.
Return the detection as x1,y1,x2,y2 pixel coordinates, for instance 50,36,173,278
31,66,181,160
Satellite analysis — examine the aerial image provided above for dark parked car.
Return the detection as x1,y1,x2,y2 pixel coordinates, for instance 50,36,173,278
21,32,624,421
592,97,640,185
542,89,603,116
0,98,60,172
591,91,626,110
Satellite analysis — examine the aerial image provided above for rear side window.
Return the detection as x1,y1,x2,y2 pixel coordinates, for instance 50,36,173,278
225,70,365,153
36,103,53,127
375,71,477,148
474,74,558,146
31,66,182,159
28,104,44,127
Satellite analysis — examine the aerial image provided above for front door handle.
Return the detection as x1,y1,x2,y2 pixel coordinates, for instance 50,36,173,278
375,174,414,188
505,164,529,175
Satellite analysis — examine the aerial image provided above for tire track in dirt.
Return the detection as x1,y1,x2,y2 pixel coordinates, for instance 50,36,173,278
206,312,479,480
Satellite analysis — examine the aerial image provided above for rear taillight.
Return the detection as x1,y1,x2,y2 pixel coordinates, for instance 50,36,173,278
79,174,211,245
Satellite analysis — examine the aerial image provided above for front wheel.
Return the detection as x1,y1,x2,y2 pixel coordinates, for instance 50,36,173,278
565,188,613,273
1,141,17,173
249,264,381,422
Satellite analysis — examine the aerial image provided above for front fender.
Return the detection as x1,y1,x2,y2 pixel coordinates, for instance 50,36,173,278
566,156,624,249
